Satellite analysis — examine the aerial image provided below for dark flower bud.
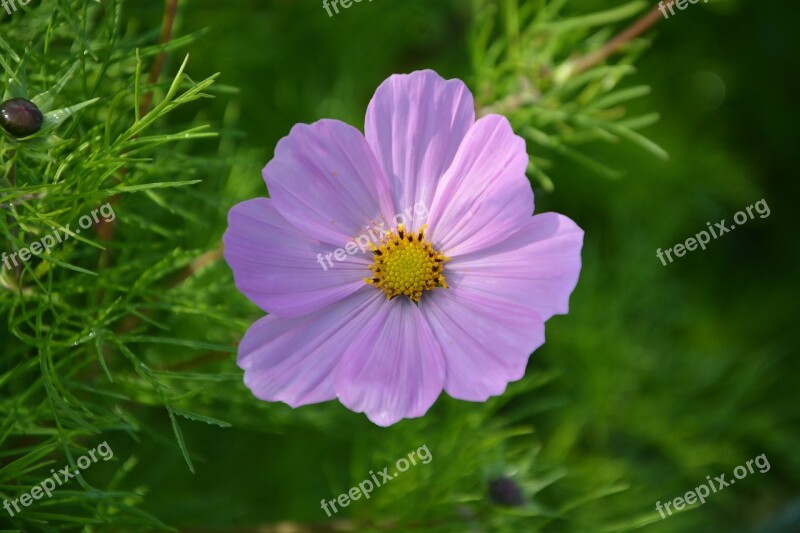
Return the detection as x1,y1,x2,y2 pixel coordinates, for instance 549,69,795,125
0,98,44,138
488,477,525,507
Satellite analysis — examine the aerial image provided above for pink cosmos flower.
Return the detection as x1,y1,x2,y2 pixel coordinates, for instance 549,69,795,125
223,70,583,427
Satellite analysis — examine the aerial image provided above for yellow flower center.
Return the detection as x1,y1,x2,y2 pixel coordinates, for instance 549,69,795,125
365,224,449,302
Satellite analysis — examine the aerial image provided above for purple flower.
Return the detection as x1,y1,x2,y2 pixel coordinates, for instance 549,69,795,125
223,70,583,427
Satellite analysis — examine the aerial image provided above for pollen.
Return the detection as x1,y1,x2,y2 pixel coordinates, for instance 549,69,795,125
364,224,449,302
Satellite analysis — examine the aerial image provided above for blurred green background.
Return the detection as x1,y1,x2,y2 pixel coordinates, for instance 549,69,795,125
3,0,799,531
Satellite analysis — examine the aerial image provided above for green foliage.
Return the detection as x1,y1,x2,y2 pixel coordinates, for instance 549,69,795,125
1,0,237,530
2,0,797,532
471,0,664,189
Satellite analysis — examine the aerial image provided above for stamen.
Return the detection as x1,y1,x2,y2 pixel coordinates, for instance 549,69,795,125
363,223,449,302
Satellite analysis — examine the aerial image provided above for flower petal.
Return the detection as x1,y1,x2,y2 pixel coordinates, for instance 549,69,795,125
427,114,534,256
420,288,545,402
335,297,445,426
223,198,369,317
238,288,384,407
365,70,475,229
448,213,584,322
263,119,396,246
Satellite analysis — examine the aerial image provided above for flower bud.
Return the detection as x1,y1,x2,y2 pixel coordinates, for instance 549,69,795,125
488,477,525,507
0,98,44,138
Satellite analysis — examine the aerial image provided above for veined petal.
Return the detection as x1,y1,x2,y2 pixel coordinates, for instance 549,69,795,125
365,70,475,230
335,297,445,426
427,114,534,256
421,288,545,402
447,213,584,322
238,288,384,408
223,198,369,317
263,119,396,246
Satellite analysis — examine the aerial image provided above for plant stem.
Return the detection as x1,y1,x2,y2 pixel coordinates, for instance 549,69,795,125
6,157,21,278
96,0,181,302
140,0,180,117
570,4,664,75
